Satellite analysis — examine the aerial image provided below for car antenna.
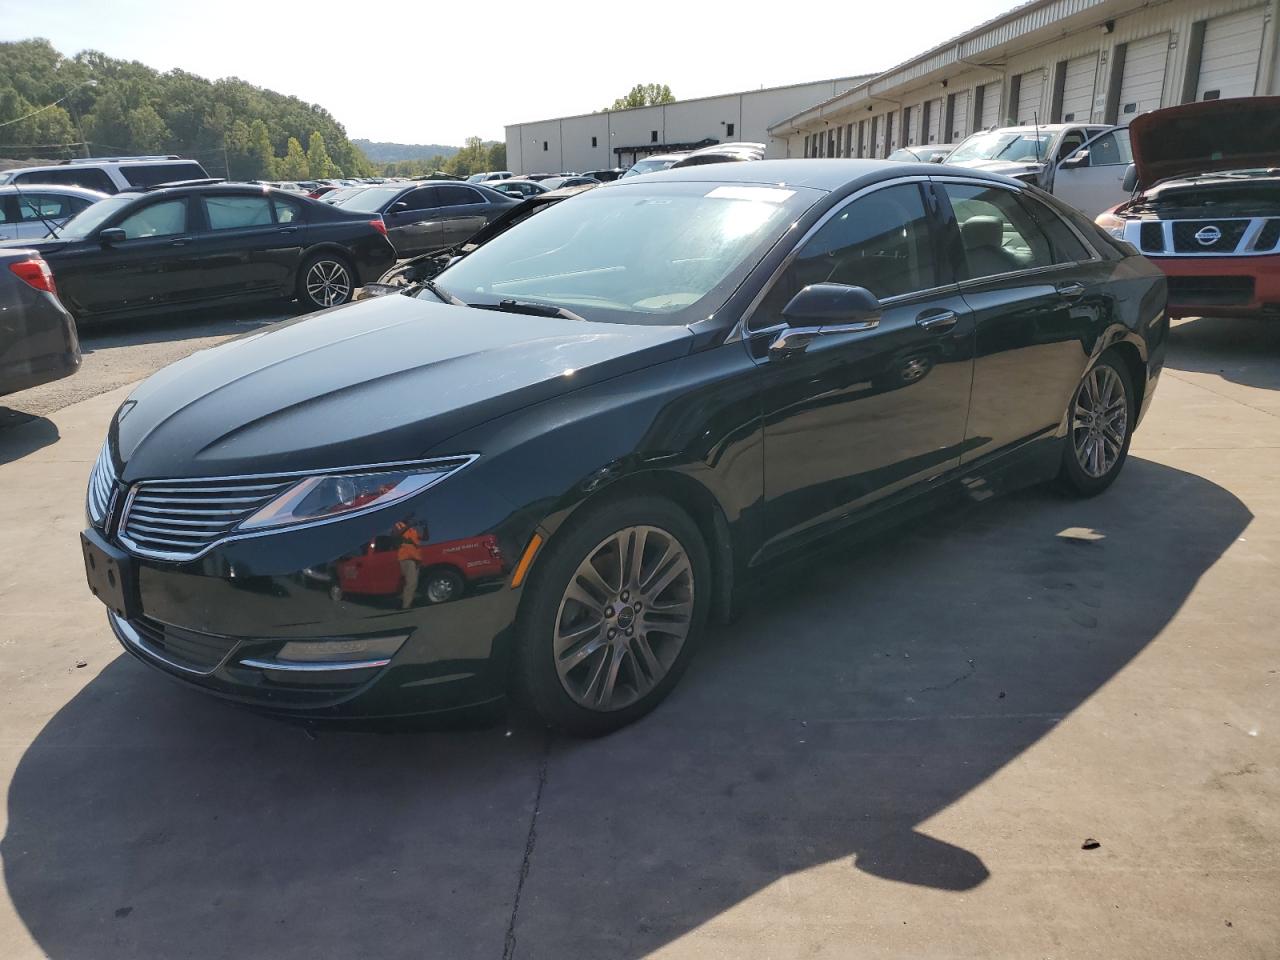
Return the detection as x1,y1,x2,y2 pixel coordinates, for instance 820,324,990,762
11,179,64,239
1033,111,1042,162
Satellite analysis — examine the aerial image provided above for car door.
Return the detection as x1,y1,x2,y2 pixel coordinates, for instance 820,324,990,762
195,192,301,300
54,196,204,317
435,185,494,246
383,186,443,257
750,180,976,558
936,179,1109,466
1052,127,1133,216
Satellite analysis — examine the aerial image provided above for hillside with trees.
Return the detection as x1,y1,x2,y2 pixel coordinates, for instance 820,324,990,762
0,38,375,179
352,139,460,164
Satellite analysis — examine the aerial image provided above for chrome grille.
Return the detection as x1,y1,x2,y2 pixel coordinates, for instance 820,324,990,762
1256,219,1280,252
120,475,297,559
87,443,117,528
1172,220,1249,254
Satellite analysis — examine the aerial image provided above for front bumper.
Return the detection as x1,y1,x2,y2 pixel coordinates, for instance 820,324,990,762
1148,252,1280,319
92,467,538,719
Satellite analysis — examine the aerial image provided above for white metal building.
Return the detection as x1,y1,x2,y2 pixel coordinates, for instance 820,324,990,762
503,0,1277,174
774,0,1279,158
503,76,874,175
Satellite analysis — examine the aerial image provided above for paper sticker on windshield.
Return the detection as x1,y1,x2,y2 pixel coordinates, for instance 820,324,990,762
705,186,795,203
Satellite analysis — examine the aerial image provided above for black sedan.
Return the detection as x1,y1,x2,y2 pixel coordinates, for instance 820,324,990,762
81,160,1167,735
331,181,517,257
1,182,396,323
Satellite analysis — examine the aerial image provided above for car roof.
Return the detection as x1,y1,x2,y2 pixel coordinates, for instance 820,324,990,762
0,183,110,199
972,123,1108,135
619,158,1025,192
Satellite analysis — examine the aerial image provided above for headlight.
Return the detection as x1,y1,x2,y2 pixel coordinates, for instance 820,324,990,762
238,458,473,532
1095,212,1128,240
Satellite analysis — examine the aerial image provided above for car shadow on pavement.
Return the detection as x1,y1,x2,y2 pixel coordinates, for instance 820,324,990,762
0,411,58,464
2,458,1250,960
1167,316,1280,391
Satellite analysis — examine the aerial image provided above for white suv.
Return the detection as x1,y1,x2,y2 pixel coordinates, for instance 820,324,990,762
0,156,209,195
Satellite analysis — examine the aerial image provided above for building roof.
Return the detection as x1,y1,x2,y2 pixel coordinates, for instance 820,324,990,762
504,75,878,130
768,0,1157,133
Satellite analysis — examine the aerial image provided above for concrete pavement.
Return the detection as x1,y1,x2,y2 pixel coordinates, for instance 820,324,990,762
0,317,1276,959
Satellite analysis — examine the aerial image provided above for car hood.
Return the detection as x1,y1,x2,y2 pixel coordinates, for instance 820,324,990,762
1130,96,1280,188
944,158,1044,178
112,293,693,481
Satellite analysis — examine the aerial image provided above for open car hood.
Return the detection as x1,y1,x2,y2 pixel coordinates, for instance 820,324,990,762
1130,97,1280,188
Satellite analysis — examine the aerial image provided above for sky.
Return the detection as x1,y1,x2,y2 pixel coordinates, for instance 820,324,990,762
0,0,1021,146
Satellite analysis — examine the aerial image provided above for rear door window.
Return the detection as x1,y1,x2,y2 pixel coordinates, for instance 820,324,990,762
1019,194,1091,263
273,198,304,223
117,198,189,239
18,193,86,221
436,185,485,207
120,163,207,188
202,194,273,230
942,183,1055,279
15,167,115,193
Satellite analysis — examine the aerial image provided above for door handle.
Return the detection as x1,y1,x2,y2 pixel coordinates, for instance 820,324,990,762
916,309,958,333
168,237,194,247
1056,281,1085,299
278,226,299,234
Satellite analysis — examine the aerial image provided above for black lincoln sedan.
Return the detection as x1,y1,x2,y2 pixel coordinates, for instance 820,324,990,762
0,181,396,323
81,160,1167,735
331,181,518,257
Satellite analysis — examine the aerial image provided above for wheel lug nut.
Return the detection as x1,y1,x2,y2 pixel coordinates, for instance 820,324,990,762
625,627,633,637
634,602,642,611
604,606,614,618
607,628,617,639
621,590,629,601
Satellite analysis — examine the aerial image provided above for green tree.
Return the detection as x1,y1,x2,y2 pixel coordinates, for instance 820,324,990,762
306,131,339,178
126,104,169,153
247,118,276,180
604,83,675,111
487,141,506,170
277,135,309,179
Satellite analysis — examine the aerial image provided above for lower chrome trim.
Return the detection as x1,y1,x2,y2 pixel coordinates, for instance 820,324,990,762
108,611,239,677
238,656,392,672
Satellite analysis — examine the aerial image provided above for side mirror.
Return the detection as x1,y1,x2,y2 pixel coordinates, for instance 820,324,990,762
771,283,881,358
1059,151,1089,170
98,227,126,244
389,201,409,213
930,154,947,163
1121,163,1138,193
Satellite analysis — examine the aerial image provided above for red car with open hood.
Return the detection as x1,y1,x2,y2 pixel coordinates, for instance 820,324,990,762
1095,97,1280,319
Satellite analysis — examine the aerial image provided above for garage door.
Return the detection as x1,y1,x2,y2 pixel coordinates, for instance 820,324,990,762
1118,33,1169,118
979,82,1001,129
923,98,942,143
1061,53,1098,122
948,90,970,140
1197,6,1266,100
1015,70,1046,124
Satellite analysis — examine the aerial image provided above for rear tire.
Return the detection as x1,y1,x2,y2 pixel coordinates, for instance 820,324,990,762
1057,351,1136,497
515,495,710,737
297,253,355,310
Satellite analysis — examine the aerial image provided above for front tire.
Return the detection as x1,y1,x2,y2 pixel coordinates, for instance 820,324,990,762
1057,351,1135,497
515,495,710,736
297,253,355,310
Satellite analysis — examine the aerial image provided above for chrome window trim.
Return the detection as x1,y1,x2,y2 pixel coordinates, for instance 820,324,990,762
734,176,935,339
116,454,478,562
1126,216,1279,258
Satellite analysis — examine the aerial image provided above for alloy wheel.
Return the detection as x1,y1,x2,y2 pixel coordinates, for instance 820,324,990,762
1072,363,1128,478
553,525,695,712
305,260,352,307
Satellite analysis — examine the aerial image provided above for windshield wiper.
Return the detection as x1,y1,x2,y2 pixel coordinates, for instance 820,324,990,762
471,298,588,323
423,279,466,306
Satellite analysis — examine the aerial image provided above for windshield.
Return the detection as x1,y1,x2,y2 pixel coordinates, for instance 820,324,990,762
948,132,1052,163
621,158,677,179
334,187,403,212
431,181,815,326
55,196,134,239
